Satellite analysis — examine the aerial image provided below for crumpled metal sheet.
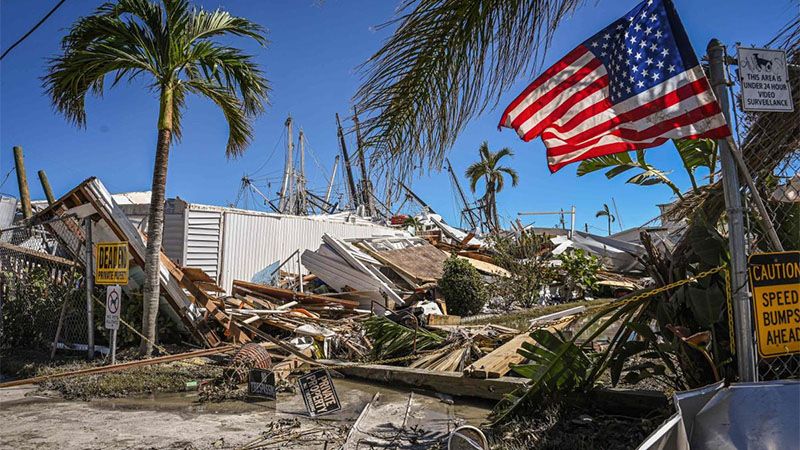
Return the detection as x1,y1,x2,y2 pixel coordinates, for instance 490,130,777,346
638,380,800,450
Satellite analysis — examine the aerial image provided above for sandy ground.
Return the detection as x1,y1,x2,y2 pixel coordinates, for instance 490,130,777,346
0,378,491,449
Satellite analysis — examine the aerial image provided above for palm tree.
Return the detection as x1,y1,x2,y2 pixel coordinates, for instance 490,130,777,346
595,203,615,236
354,1,582,181
44,0,270,356
465,142,518,231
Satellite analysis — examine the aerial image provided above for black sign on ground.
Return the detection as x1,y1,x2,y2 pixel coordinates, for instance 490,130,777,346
297,369,341,417
247,368,276,401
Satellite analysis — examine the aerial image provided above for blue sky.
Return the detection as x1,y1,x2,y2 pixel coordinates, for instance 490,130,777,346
0,0,793,233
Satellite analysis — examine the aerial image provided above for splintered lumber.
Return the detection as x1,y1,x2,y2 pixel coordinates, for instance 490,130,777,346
464,318,574,378
0,241,77,267
163,254,250,345
232,280,359,309
0,346,236,388
320,361,528,401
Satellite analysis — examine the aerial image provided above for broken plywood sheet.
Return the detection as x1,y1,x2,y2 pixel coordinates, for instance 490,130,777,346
457,255,510,277
464,318,574,378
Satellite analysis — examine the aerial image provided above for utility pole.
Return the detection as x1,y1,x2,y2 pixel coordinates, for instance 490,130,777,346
518,209,576,238
13,146,32,219
324,155,339,206
352,107,374,216
708,38,756,381
335,113,359,210
37,170,56,205
278,116,294,213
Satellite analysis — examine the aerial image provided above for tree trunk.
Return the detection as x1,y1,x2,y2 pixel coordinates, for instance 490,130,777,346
140,87,173,356
490,187,499,232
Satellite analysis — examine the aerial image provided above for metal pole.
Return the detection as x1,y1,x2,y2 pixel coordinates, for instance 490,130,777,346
570,206,576,238
297,250,304,293
13,146,32,219
707,38,756,381
110,327,118,365
84,217,95,360
324,155,340,206
278,116,294,212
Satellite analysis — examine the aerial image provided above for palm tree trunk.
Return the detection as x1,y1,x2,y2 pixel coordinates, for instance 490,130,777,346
490,188,499,232
140,87,173,356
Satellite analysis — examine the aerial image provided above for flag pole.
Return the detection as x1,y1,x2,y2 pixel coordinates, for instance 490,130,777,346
707,38,757,382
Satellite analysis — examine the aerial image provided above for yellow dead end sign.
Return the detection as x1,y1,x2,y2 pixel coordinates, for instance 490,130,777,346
95,242,129,285
748,251,800,358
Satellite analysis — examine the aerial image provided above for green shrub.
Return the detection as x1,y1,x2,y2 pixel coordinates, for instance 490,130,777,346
491,232,557,308
558,249,600,298
439,255,487,316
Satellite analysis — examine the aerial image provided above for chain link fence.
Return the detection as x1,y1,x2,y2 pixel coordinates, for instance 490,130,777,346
728,25,800,380
0,218,88,354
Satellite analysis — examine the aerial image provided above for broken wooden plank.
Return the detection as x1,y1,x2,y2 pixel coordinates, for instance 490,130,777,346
0,345,236,388
320,361,528,401
232,279,359,309
464,318,574,378
0,241,77,267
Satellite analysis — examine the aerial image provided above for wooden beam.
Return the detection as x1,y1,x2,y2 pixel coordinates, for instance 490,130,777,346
232,279,359,308
0,241,77,267
320,361,528,401
464,318,573,378
0,346,236,388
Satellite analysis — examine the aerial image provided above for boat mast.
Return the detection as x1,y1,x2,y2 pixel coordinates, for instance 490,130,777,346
278,116,294,213
336,113,359,211
352,107,374,216
324,154,339,206
298,129,307,214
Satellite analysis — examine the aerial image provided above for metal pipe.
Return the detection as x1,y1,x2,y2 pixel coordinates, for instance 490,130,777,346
708,38,756,381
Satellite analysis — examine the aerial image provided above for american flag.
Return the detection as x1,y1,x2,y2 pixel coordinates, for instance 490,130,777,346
499,0,731,173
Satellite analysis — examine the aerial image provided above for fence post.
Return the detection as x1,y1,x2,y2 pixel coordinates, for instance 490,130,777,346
707,38,757,382
85,217,95,360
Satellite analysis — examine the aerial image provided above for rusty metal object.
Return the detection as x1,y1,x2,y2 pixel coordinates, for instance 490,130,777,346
224,343,273,385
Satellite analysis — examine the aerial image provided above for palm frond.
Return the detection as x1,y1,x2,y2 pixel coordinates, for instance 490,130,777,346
576,152,635,176
44,0,269,153
354,0,583,180
186,79,251,156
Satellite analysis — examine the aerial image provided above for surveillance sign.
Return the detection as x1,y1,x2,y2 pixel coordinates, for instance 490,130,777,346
738,47,794,112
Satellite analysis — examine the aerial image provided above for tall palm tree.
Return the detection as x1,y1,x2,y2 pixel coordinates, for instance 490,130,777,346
465,142,518,231
354,1,582,181
44,0,270,356
595,203,615,236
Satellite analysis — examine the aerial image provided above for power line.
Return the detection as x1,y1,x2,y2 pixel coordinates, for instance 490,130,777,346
0,0,68,61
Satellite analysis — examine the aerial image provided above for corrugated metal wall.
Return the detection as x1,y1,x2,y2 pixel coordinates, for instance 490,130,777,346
184,209,223,280
218,211,399,292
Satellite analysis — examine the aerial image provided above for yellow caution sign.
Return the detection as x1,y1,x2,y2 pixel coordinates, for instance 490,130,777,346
95,242,129,285
748,251,800,358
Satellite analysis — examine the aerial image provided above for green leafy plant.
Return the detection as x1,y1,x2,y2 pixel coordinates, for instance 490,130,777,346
490,231,556,308
558,249,600,299
362,315,444,359
439,255,488,316
577,140,718,200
